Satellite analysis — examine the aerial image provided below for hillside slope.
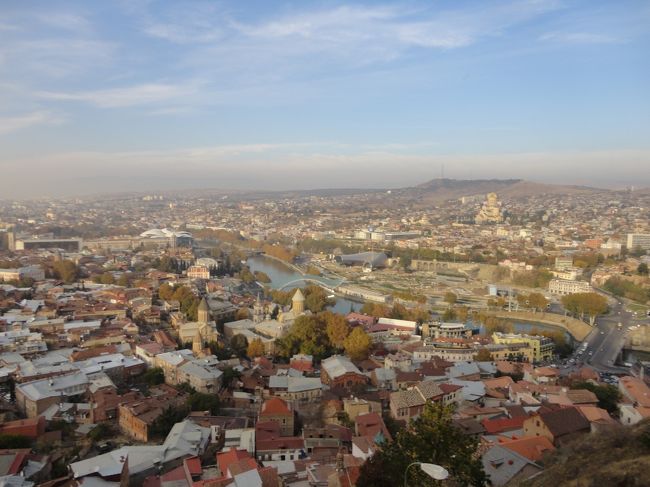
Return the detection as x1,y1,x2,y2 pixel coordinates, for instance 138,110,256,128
517,419,650,487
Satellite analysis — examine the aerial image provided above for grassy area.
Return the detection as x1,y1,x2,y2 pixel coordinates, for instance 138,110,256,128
626,302,650,315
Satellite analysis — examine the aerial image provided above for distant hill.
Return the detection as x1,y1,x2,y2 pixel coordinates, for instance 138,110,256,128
396,178,603,204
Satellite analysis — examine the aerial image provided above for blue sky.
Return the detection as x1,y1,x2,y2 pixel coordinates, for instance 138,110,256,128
0,0,649,198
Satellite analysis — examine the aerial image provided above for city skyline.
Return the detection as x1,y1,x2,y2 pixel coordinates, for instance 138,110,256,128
1,0,649,198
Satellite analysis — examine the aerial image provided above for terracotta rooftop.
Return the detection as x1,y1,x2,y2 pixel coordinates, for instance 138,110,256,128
260,397,291,416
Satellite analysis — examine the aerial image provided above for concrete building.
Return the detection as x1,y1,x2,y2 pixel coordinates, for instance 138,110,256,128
187,265,210,280
492,332,555,362
259,397,294,436
321,355,368,390
548,278,591,295
16,372,89,417
0,265,45,282
626,233,650,251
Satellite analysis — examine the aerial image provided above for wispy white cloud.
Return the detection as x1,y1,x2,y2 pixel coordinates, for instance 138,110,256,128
35,12,92,33
539,31,623,44
37,81,202,108
5,39,116,77
141,1,564,72
0,111,63,135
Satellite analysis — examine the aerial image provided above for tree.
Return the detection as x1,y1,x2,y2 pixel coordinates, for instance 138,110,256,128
51,259,79,283
324,312,350,349
360,302,390,318
571,381,622,414
221,367,241,388
0,434,32,449
99,272,115,285
143,367,165,386
562,292,608,325
473,349,493,361
528,292,549,312
303,285,335,313
117,273,131,287
230,334,249,357
444,292,457,305
247,338,266,358
235,307,250,320
88,422,114,442
638,263,649,276
158,282,175,301
150,404,189,439
442,308,456,321
187,392,220,415
254,271,271,283
357,402,487,487
344,327,372,361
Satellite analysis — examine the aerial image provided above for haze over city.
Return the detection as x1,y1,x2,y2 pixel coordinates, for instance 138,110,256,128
3,2,650,486
1,0,649,198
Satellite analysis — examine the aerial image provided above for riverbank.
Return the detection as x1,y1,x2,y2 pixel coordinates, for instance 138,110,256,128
489,310,592,341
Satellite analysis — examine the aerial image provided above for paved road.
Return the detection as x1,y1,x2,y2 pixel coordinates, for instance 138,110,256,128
555,296,649,375
585,297,647,372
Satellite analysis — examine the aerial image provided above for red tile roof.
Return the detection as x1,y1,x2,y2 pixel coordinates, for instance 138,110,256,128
481,416,526,434
498,436,555,462
260,397,291,416
216,448,252,477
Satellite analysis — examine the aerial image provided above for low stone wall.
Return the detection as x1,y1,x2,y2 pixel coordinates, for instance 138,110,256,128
490,310,592,341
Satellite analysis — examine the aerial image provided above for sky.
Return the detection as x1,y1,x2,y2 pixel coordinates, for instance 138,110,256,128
0,0,649,198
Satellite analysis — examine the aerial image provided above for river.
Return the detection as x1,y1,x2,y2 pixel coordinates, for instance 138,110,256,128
247,256,575,339
247,255,362,314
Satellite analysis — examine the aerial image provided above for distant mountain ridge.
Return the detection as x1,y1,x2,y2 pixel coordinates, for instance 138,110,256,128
397,178,604,204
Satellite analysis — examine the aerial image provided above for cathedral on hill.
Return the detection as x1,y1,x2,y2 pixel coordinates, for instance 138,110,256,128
475,192,504,224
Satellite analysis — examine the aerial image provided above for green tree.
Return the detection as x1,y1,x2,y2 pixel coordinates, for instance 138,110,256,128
344,326,372,361
221,367,241,388
0,434,32,449
156,256,178,273
571,381,622,414
51,259,79,283
88,423,114,442
187,392,220,415
638,263,649,276
357,402,487,487
143,367,165,386
230,334,249,357
150,404,189,439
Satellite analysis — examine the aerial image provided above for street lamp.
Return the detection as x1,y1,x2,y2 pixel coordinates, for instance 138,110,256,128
404,462,449,486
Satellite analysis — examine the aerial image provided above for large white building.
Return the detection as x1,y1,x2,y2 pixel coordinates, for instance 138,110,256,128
548,278,592,295
0,265,45,282
627,233,650,251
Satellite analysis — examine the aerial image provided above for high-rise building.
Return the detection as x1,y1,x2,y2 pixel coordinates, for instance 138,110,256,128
626,233,650,251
